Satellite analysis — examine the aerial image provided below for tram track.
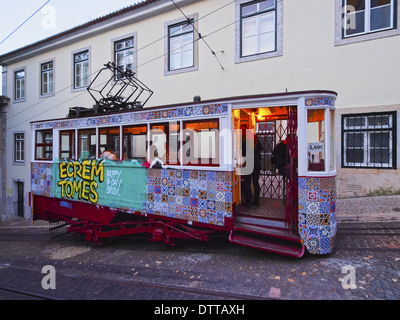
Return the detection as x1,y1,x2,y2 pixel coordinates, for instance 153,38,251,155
1,223,399,300
0,286,63,300
335,224,400,252
336,227,400,237
0,263,272,300
1,223,400,254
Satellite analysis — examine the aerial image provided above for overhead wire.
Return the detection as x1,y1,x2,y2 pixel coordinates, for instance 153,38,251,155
134,0,235,56
170,0,225,70
6,0,280,130
6,0,237,128
0,0,52,46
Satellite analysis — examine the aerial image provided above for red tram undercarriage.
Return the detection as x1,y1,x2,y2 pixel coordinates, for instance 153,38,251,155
33,194,218,246
32,194,305,258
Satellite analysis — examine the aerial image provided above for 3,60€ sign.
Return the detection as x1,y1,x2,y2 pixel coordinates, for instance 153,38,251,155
308,142,325,152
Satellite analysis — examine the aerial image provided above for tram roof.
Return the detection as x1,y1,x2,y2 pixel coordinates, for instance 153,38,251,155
30,90,337,125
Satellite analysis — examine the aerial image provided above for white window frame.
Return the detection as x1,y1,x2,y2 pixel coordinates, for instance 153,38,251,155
241,0,276,57
14,68,26,102
164,13,199,76
343,0,395,38
40,60,54,96
114,36,135,79
335,0,400,46
14,132,25,165
235,0,283,64
72,48,91,91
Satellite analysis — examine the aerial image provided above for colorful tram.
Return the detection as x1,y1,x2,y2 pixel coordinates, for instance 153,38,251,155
31,91,337,257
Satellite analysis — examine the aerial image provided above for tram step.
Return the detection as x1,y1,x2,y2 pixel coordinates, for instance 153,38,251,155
229,231,305,258
233,222,300,242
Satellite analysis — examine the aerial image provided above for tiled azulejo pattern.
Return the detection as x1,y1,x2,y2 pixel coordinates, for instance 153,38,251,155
143,168,234,226
32,163,235,227
31,162,53,197
305,97,335,107
33,104,229,130
298,176,337,254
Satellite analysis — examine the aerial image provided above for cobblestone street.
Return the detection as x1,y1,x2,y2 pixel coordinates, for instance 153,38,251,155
0,195,399,304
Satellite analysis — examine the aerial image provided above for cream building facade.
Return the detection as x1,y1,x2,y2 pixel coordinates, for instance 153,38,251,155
0,0,399,220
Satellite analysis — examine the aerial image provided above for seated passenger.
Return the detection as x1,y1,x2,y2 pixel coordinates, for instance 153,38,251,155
100,145,118,161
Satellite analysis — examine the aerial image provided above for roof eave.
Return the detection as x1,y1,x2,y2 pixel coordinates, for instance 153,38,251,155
0,0,200,66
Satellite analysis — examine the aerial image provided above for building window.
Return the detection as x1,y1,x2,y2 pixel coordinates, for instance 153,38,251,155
114,37,134,79
240,0,277,57
336,0,399,45
15,70,25,100
342,112,397,169
74,50,89,89
14,133,25,163
343,0,395,38
41,61,54,95
168,20,195,71
35,130,53,161
235,0,282,63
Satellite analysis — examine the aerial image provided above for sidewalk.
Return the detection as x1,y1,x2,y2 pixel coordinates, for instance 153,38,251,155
336,194,400,223
1,195,399,227
0,218,48,228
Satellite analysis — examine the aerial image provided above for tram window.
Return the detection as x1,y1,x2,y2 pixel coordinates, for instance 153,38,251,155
183,119,219,166
35,130,53,161
307,109,325,172
150,122,180,165
123,125,147,160
330,110,335,172
78,129,96,160
99,127,120,161
59,130,75,161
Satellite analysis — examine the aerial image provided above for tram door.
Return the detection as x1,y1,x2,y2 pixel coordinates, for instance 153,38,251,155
285,106,299,232
233,107,298,232
256,106,298,231
232,109,253,207
233,110,241,206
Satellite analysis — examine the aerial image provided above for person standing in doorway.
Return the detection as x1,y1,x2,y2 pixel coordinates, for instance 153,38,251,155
272,139,287,176
241,125,263,207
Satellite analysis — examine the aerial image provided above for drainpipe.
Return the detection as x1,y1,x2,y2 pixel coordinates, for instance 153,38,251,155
0,95,10,221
